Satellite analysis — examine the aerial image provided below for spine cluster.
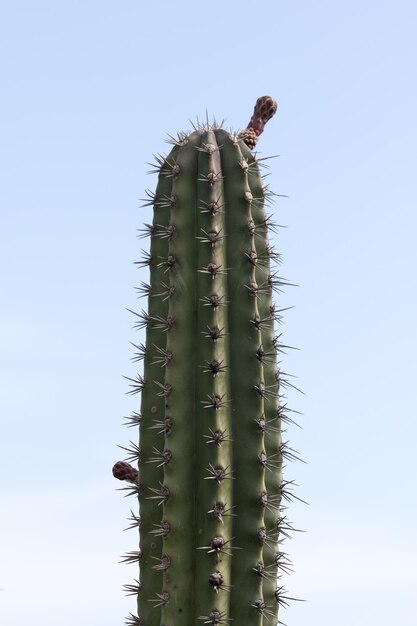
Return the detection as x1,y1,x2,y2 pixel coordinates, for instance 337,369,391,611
114,98,301,626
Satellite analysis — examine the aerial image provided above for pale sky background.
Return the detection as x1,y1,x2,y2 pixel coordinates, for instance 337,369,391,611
1,1,417,624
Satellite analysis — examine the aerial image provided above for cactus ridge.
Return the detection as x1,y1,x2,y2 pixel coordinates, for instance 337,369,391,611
113,97,303,625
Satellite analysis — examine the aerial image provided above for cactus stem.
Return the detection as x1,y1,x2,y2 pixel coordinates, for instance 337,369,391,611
115,101,300,625
123,579,142,595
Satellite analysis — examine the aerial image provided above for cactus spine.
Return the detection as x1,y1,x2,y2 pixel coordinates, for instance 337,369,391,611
114,97,300,626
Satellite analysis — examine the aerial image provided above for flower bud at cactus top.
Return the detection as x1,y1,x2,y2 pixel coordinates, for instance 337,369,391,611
114,97,301,626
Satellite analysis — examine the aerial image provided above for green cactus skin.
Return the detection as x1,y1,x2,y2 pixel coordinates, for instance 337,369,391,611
114,97,300,626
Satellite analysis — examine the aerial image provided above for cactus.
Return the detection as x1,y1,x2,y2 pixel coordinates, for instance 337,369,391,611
113,96,301,626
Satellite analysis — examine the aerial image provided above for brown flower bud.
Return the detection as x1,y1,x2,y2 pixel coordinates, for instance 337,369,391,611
112,461,139,483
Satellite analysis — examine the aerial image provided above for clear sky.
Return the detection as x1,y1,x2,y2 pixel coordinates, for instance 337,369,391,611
1,1,416,624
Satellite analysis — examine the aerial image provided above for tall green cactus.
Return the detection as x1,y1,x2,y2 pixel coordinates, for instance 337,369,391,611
113,96,301,626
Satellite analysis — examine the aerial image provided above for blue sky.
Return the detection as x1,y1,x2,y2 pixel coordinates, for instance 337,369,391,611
1,1,416,624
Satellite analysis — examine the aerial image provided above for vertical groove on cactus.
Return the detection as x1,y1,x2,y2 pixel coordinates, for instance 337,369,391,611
194,131,233,621
247,149,283,623
137,145,181,625
219,131,266,626
159,131,200,624
113,97,302,626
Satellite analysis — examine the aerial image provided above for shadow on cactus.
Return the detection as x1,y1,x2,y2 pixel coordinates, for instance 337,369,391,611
113,96,304,626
